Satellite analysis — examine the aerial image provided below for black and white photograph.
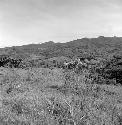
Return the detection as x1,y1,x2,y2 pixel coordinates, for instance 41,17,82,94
0,0,122,125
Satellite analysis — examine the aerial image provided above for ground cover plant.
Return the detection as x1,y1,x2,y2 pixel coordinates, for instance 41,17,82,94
0,65,122,125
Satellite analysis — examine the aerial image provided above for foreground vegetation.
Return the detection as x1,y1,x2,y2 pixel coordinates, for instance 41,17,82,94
0,66,122,125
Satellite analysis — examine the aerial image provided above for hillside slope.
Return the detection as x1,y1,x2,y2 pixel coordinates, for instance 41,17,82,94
0,36,122,59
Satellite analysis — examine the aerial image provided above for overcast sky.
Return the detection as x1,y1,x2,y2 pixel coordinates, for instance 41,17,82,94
0,0,122,47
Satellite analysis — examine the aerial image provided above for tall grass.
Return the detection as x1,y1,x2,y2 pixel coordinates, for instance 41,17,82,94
0,67,122,125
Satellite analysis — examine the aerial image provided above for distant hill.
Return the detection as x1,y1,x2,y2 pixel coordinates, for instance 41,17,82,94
0,36,122,59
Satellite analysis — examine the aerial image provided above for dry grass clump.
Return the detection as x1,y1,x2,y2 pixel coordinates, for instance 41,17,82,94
0,88,73,125
0,95,47,125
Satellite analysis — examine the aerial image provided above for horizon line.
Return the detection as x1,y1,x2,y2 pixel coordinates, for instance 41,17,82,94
0,35,121,49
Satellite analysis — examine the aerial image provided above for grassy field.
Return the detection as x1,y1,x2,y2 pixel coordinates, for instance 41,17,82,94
0,67,122,125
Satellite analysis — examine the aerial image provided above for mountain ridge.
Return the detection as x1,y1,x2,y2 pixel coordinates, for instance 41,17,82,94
0,36,122,59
